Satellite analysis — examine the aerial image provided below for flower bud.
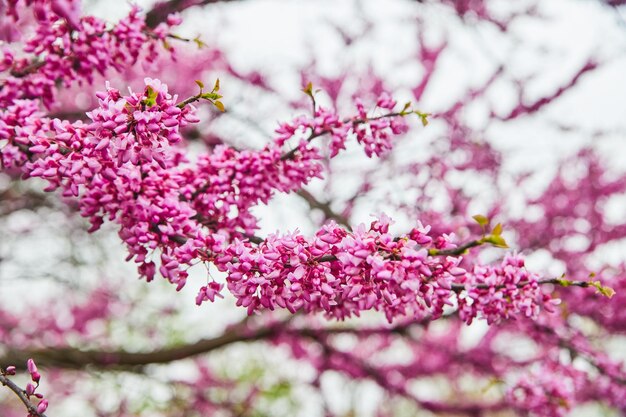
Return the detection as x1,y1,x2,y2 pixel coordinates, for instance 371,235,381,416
37,399,49,413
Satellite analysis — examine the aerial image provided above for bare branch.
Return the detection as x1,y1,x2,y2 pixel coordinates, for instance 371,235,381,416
295,189,352,230
0,320,431,371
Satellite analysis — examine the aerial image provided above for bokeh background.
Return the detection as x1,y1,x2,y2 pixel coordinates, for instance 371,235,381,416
2,0,626,415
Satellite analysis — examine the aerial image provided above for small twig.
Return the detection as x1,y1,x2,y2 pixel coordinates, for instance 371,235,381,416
9,60,46,78
0,374,47,417
279,111,408,161
295,189,352,230
145,0,241,28
428,239,483,256
176,93,204,109
450,278,595,293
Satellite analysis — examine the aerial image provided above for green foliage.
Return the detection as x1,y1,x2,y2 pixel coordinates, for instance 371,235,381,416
480,234,509,248
590,280,616,298
472,214,489,227
194,78,225,112
472,215,509,248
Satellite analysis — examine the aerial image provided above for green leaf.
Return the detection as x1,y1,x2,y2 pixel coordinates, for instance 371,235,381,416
213,100,225,112
400,101,412,115
201,92,221,100
195,80,204,90
193,35,206,49
482,234,509,248
472,214,489,227
414,110,431,126
492,223,503,236
212,78,220,93
591,281,616,298
555,278,572,287
302,81,313,97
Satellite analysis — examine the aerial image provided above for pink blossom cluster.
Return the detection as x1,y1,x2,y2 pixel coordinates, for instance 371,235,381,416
178,99,410,240
1,1,181,108
354,92,409,157
506,361,583,417
0,0,570,332
1,1,624,416
213,217,553,322
211,215,562,323
179,143,324,238
2,67,415,294
22,79,201,289
0,99,42,170
275,97,408,159
457,255,559,324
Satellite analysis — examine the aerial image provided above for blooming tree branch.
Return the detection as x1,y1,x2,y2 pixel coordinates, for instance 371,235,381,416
1,0,624,415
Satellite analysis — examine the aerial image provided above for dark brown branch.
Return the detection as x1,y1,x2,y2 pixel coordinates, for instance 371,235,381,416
450,278,596,293
1,325,277,371
428,239,483,256
0,187,54,216
0,320,430,372
9,61,45,78
145,0,242,28
296,189,352,230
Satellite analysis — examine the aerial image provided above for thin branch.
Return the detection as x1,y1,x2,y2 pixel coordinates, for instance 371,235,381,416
279,111,409,161
311,335,507,415
295,189,352,230
450,278,596,293
145,0,242,29
0,374,47,417
428,239,483,256
176,92,205,109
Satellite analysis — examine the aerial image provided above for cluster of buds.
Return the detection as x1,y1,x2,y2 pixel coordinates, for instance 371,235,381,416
1,359,49,416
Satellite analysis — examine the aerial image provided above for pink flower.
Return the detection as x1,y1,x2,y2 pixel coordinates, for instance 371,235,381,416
27,359,40,383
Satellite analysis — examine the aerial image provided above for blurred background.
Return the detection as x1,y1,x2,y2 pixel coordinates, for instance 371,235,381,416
2,0,626,415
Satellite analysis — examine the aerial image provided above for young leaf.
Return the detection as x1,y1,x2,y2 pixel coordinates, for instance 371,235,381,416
591,281,616,298
401,101,412,115
415,111,431,126
492,223,503,236
483,234,509,248
213,100,225,112
302,82,314,97
555,278,572,287
472,214,489,227
202,92,221,100
195,80,204,90
193,35,206,49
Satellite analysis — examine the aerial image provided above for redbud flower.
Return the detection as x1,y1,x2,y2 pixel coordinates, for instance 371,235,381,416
26,359,40,383
37,399,49,413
